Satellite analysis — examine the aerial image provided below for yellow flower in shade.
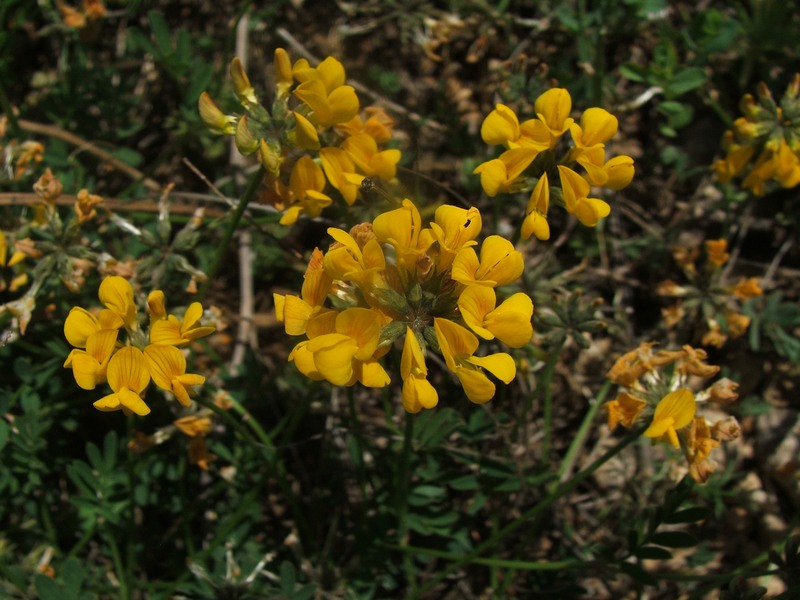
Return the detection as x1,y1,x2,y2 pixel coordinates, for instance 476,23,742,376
274,48,294,98
732,277,763,300
401,328,438,413
723,310,750,338
229,57,258,107
605,391,647,430
451,235,524,288
342,133,401,181
99,276,138,330
149,302,216,346
643,388,696,449
705,239,729,267
93,346,151,416
320,147,364,205
323,227,386,287
473,148,538,196
147,290,167,322
280,155,333,225
534,88,574,147
557,165,611,227
64,329,118,390
198,92,236,135
64,306,123,348
144,345,206,407
0,231,27,267
434,317,515,404
373,199,428,276
458,286,533,347
293,56,359,128
686,417,720,484
521,173,550,241
274,248,334,336
174,416,213,437
305,308,390,387
423,204,482,271
337,107,396,144
292,112,321,150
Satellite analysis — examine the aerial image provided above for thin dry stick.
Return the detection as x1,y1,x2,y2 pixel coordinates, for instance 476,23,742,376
18,119,161,192
275,27,446,132
229,13,257,375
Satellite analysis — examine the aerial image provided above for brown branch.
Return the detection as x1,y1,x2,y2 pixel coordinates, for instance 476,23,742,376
18,119,162,192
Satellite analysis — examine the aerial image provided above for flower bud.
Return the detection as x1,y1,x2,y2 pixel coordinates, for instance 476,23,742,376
198,92,236,135
234,115,259,155
230,57,258,106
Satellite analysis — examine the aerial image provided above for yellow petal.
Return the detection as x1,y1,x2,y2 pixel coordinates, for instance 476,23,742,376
64,306,99,348
468,352,516,384
455,367,496,404
144,344,186,391
485,292,534,347
106,346,150,394
98,276,136,329
481,104,520,146
457,285,496,340
578,107,618,146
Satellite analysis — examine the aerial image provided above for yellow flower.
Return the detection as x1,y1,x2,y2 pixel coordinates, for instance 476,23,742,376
342,133,401,181
147,290,167,322
401,328,438,413
144,345,206,407
643,388,696,449
457,286,533,347
229,57,258,107
601,155,635,190
293,56,359,128
732,277,763,300
292,112,320,150
93,346,152,416
0,230,27,268
704,239,729,267
304,308,389,387
557,165,610,227
473,148,538,196
198,92,236,135
605,391,647,430
434,317,515,404
99,276,138,330
480,103,550,150
320,147,364,205
274,248,333,336
274,48,294,98
534,88,574,147
280,155,333,225
174,416,213,437
64,306,123,348
64,329,118,390
423,204,482,271
372,199,428,277
337,107,396,143
149,302,215,346
323,227,386,288
451,235,524,287
520,174,550,241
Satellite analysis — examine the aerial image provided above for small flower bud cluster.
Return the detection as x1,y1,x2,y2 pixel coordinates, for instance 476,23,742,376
657,238,762,348
63,276,215,416
274,200,534,412
474,88,635,240
605,343,741,483
199,50,401,225
713,73,800,195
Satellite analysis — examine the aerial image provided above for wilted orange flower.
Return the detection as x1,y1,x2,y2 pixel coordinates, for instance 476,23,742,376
733,277,763,300
705,239,730,267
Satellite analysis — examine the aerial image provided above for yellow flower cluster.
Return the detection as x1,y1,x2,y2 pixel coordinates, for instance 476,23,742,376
199,50,400,225
274,200,533,412
474,89,635,240
63,276,215,416
605,343,741,483
713,73,800,195
657,238,762,348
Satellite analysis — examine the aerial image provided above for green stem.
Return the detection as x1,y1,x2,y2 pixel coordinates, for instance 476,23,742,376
557,380,611,481
103,530,130,600
197,165,265,300
409,428,643,599
541,337,567,462
396,413,416,594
